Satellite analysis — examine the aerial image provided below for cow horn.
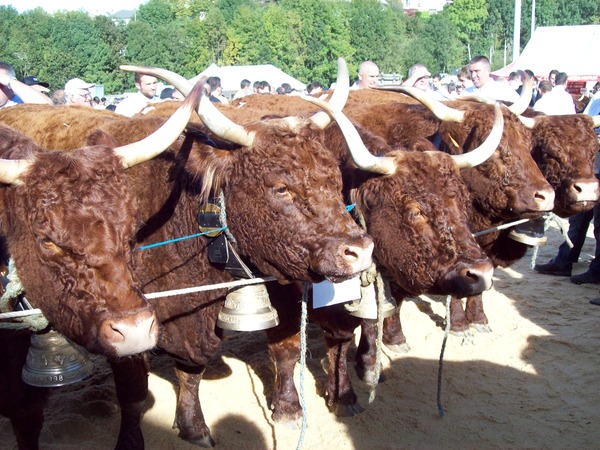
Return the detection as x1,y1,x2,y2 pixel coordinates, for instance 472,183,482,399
114,77,205,168
120,64,255,147
301,95,396,175
310,57,350,129
375,85,466,123
518,115,536,128
508,77,533,115
592,115,600,128
451,102,504,169
0,159,33,185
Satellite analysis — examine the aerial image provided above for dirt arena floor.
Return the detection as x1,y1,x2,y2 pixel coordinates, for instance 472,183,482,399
2,219,600,449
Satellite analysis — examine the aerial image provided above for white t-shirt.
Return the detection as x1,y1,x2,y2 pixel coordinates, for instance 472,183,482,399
533,85,576,115
115,91,158,117
463,78,520,103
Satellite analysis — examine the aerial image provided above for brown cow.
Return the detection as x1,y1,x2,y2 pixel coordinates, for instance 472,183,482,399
0,63,377,447
0,81,204,449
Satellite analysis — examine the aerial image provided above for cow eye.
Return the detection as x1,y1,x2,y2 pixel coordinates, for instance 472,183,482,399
37,237,62,254
273,185,290,197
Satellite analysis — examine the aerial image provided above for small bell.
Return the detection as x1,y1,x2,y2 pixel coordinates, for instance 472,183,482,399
345,278,398,320
217,283,280,331
22,329,94,387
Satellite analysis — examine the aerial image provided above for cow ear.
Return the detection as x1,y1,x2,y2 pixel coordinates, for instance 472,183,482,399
86,130,118,148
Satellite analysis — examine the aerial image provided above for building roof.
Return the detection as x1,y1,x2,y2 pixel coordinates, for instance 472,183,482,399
493,25,600,82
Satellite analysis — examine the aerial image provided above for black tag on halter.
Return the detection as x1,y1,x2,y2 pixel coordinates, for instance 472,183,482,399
198,203,223,238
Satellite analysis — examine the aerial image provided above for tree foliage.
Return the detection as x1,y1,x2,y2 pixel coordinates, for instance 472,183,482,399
0,0,596,94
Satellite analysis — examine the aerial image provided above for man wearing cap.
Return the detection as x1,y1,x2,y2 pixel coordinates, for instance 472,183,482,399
64,78,96,106
115,73,159,117
21,75,50,94
403,64,449,100
0,61,53,108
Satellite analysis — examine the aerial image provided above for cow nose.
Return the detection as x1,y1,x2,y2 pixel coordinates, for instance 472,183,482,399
571,180,600,202
341,240,374,273
533,187,555,211
100,310,159,356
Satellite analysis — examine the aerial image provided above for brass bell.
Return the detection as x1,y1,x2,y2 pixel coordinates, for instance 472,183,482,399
345,278,398,320
22,329,94,387
217,283,280,331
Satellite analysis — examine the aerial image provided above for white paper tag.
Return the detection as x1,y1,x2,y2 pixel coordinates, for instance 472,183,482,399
312,277,361,309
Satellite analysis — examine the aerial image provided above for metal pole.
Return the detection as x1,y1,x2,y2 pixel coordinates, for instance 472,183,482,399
513,0,522,61
531,0,536,38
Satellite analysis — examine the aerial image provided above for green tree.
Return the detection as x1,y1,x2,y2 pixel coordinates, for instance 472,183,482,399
446,0,488,58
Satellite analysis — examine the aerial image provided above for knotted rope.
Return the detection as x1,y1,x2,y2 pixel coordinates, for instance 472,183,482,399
437,295,452,417
295,282,310,450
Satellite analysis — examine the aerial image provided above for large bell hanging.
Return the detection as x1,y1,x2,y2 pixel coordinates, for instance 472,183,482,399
217,283,280,331
22,329,94,387
345,278,398,320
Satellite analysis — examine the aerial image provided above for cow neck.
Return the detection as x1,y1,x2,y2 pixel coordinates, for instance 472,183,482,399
197,191,259,279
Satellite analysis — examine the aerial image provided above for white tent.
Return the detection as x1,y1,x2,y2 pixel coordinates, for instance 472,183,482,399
189,64,306,97
492,25,600,82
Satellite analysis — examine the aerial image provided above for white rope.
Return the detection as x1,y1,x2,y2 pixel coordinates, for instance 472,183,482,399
0,308,43,320
143,276,277,299
472,218,529,237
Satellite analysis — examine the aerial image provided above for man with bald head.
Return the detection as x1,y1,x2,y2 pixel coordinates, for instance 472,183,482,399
352,60,380,90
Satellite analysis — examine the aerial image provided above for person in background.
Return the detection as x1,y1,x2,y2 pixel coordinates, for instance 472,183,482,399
64,77,95,107
534,71,575,115
351,60,380,90
548,69,560,86
115,72,159,116
233,79,252,100
256,80,271,94
463,55,519,103
160,87,184,101
0,62,53,107
21,75,50,95
508,71,522,90
456,65,473,96
206,76,230,104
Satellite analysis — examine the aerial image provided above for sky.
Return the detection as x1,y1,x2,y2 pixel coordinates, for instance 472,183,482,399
0,0,148,15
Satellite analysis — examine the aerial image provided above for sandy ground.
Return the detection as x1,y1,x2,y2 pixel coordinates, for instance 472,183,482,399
2,218,600,450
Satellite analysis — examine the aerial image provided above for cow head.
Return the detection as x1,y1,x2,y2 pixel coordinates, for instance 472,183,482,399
311,100,503,298
118,60,375,284
520,113,600,217
0,82,204,357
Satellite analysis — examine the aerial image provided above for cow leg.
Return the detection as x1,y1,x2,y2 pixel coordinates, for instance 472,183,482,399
323,332,364,417
266,331,302,428
0,330,48,450
449,296,470,333
464,294,490,332
110,354,149,450
173,362,214,448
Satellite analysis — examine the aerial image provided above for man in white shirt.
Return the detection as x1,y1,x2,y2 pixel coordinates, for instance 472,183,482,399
533,71,575,115
463,55,519,103
115,73,159,117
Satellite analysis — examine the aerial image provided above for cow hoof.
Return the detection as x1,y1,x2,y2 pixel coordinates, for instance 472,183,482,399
356,366,386,385
470,323,492,333
274,417,302,430
179,432,216,448
384,342,410,354
330,401,364,417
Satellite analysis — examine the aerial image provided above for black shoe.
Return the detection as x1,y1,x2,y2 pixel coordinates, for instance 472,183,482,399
534,261,572,277
570,271,600,285
590,298,600,306
508,218,547,246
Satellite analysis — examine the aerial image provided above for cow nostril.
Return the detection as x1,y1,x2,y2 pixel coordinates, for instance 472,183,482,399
100,321,125,343
341,245,359,263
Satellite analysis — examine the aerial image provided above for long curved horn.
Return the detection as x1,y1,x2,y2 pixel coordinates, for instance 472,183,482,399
114,78,205,168
508,76,533,115
301,95,396,175
310,57,350,129
374,85,466,122
120,64,254,147
0,159,32,185
593,115,600,128
451,102,504,169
